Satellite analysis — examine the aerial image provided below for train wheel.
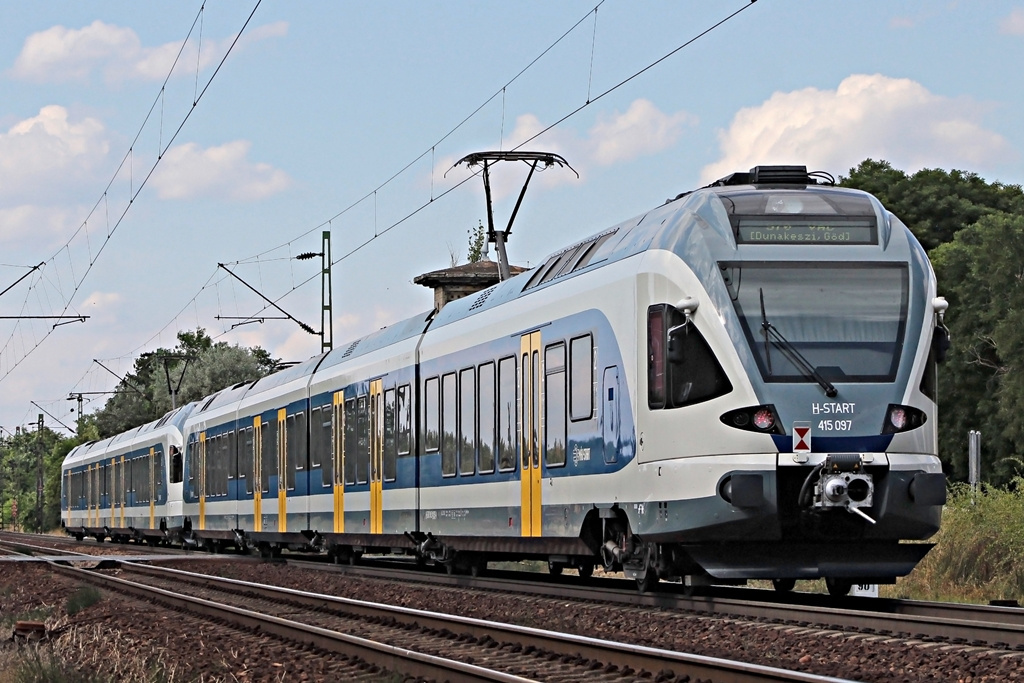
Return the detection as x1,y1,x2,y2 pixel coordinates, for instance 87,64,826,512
577,563,594,579
636,570,659,593
825,578,852,597
772,578,796,593
547,561,563,576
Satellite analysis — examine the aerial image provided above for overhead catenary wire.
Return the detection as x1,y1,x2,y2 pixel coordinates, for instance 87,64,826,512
225,0,762,322
0,1,265,385
64,0,760,407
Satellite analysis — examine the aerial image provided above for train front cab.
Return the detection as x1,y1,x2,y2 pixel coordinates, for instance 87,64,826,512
633,175,948,594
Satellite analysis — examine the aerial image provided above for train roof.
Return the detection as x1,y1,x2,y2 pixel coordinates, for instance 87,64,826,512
317,311,432,371
244,352,327,396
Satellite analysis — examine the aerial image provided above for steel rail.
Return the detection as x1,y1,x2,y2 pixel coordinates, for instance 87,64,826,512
78,558,852,683
9,533,1024,649
295,558,1024,649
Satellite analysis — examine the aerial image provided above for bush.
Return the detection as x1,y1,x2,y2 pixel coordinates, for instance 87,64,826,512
892,479,1024,603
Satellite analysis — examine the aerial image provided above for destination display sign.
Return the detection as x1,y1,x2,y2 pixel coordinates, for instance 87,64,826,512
735,218,876,245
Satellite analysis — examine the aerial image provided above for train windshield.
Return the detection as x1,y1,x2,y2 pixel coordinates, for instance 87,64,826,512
721,262,908,383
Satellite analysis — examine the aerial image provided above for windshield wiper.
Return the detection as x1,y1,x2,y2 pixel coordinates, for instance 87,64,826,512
758,288,838,398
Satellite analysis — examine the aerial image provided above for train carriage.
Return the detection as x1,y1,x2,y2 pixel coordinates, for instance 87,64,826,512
307,312,427,562
63,165,948,594
63,404,192,544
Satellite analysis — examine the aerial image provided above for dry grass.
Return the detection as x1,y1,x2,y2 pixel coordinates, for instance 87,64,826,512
0,622,181,683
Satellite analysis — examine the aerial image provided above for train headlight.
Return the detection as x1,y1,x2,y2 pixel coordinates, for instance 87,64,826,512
881,404,927,434
752,409,775,431
720,405,784,435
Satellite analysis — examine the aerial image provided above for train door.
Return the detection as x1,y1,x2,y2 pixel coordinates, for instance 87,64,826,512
277,408,287,533
369,379,384,534
107,461,114,527
85,464,93,526
65,470,71,526
603,366,620,464
198,433,207,530
333,391,345,532
519,331,542,537
118,455,125,527
149,447,156,530
253,417,263,532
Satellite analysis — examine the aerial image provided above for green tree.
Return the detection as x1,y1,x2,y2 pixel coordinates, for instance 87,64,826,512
841,159,1024,251
92,328,278,438
931,213,1024,483
841,160,1024,485
467,221,486,263
0,424,64,532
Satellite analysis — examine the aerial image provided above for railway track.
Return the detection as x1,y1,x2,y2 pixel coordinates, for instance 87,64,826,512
1,537,855,683
7,532,1024,650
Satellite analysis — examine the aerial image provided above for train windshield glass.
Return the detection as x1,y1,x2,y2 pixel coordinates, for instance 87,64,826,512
721,262,908,383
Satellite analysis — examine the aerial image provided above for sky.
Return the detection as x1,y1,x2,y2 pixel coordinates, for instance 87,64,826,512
1,1,1022,435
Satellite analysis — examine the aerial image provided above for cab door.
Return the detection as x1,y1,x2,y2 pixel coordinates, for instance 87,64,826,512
369,379,384,534
253,417,263,532
519,331,542,537
602,366,620,464
333,391,345,532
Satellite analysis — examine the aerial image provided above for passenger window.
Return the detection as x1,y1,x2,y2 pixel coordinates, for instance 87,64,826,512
478,362,496,474
570,334,594,420
424,377,440,452
441,373,457,477
312,404,333,487
497,356,517,472
286,413,305,490
344,398,357,485
356,397,369,484
170,446,183,484
397,384,411,456
384,388,397,481
240,427,254,494
545,343,567,467
459,368,476,476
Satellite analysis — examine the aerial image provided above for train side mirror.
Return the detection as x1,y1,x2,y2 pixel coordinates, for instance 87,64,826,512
667,297,699,364
932,297,950,363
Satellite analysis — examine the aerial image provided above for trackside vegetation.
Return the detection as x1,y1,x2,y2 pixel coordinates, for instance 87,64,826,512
886,482,1024,603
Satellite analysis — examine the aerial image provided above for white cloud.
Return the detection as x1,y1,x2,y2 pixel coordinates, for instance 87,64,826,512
588,99,695,166
0,105,109,199
434,99,693,200
0,204,78,249
1000,8,1024,35
150,140,290,201
700,74,1011,184
8,20,287,84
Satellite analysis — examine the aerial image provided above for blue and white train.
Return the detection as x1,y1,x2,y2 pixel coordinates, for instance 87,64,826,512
62,165,949,595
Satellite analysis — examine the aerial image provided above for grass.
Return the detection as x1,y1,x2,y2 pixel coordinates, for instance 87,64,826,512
0,624,179,683
886,480,1024,604
65,586,103,617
